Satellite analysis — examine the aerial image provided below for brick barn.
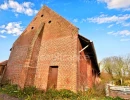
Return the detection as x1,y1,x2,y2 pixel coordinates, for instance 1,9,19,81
2,6,100,92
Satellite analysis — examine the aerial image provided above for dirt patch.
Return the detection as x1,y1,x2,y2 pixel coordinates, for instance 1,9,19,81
0,93,22,100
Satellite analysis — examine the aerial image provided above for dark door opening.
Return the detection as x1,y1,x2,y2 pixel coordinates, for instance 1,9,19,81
47,66,58,89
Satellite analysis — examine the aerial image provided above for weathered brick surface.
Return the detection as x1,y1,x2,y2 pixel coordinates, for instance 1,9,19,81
34,36,78,91
78,39,93,90
5,45,28,84
4,6,99,92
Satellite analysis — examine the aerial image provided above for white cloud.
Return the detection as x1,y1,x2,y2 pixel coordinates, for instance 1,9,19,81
124,8,130,11
122,22,130,27
107,24,113,28
15,13,18,17
98,0,130,10
107,31,114,35
0,2,8,10
108,30,130,37
120,38,130,42
118,30,130,36
0,30,6,33
81,19,87,23
22,2,33,8
73,18,78,23
0,35,6,38
0,22,23,36
87,14,130,24
0,0,38,16
0,25,5,28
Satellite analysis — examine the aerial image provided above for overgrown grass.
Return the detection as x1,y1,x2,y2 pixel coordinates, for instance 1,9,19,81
0,84,43,99
0,84,123,100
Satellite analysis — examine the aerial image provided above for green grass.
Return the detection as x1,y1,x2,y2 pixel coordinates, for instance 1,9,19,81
0,84,123,100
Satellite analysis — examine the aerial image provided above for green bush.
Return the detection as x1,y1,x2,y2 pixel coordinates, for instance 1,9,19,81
23,86,38,95
45,89,60,99
0,84,44,99
0,84,23,98
59,89,78,99
44,89,78,99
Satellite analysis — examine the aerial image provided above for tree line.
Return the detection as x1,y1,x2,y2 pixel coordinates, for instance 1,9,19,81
101,54,130,80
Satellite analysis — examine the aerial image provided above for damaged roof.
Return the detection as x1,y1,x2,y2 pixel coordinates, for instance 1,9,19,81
78,34,100,74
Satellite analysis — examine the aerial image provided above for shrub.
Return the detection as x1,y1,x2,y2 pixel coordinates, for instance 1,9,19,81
45,89,60,99
0,84,23,98
59,89,78,99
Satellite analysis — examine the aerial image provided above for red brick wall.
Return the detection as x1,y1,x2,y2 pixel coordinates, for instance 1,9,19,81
34,36,78,91
78,39,93,90
4,26,37,83
33,6,78,92
25,25,44,86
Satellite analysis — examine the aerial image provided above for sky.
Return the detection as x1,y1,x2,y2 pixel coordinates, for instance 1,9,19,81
0,0,130,62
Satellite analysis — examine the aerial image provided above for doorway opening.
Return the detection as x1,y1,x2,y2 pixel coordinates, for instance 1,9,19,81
47,66,58,89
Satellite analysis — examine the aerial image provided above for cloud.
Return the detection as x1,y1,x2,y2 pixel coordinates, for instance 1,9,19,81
0,0,38,16
15,13,18,17
107,24,113,28
81,19,87,23
124,8,130,11
87,14,130,24
73,18,78,23
120,38,130,41
107,30,130,37
0,2,8,10
121,22,130,27
0,30,6,34
0,35,6,38
0,22,24,36
0,25,5,28
107,31,114,35
98,0,130,10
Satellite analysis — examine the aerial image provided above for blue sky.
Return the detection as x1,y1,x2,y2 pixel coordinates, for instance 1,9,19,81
0,0,130,62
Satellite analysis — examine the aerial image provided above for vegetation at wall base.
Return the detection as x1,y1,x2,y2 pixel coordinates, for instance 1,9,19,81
0,84,123,100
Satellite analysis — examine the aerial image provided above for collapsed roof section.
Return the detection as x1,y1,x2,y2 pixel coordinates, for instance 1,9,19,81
78,34,100,75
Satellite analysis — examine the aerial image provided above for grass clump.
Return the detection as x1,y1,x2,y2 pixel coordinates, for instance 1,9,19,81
0,84,23,98
59,89,78,99
0,84,43,99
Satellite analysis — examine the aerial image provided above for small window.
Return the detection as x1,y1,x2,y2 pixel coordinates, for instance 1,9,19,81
48,20,51,24
10,48,12,51
31,27,34,29
41,14,44,17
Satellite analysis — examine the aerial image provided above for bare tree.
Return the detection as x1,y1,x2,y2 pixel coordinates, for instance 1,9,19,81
123,54,130,77
101,54,130,85
101,56,124,78
101,57,113,76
